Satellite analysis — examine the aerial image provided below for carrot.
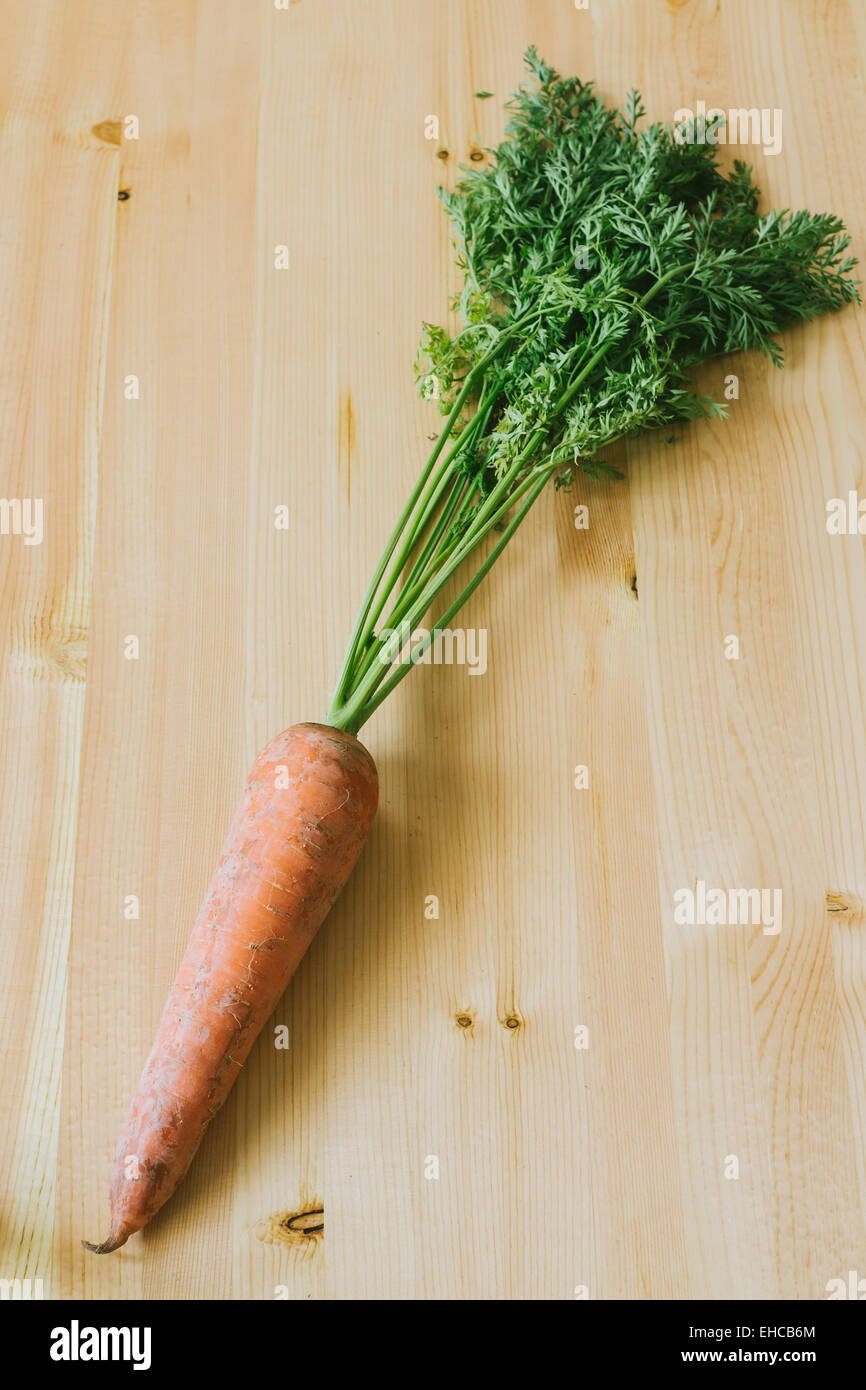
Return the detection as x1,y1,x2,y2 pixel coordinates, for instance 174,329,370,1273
84,723,377,1253
86,52,859,1254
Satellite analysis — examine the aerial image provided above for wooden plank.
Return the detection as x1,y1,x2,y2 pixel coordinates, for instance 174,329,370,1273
57,0,263,1298
0,0,858,1300
611,0,866,1298
0,0,127,1297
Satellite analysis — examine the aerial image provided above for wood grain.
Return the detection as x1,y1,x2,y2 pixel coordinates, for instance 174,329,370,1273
0,0,863,1300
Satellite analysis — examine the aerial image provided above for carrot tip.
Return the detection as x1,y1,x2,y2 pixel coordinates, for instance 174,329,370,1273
81,1231,129,1255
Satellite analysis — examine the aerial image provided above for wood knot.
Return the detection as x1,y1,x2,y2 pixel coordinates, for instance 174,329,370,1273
436,148,449,161
91,120,122,146
503,1015,521,1031
47,636,87,681
455,1013,473,1029
283,1208,323,1235
255,1206,324,1248
826,890,863,916
117,188,131,201
468,147,484,162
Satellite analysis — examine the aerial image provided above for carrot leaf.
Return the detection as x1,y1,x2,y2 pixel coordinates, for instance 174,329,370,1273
327,48,859,734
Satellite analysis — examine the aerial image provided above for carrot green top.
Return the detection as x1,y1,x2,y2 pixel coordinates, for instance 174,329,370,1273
326,47,859,736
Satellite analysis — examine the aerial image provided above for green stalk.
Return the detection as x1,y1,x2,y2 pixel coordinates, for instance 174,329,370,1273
328,261,714,735
347,473,472,695
329,456,554,734
329,314,534,706
349,395,491,665
332,469,551,734
329,381,474,709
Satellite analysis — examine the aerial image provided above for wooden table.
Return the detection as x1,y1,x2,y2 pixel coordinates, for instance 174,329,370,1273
2,0,864,1300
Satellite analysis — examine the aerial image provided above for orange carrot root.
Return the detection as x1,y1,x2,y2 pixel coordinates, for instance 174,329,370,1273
81,1232,128,1255
85,722,377,1252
